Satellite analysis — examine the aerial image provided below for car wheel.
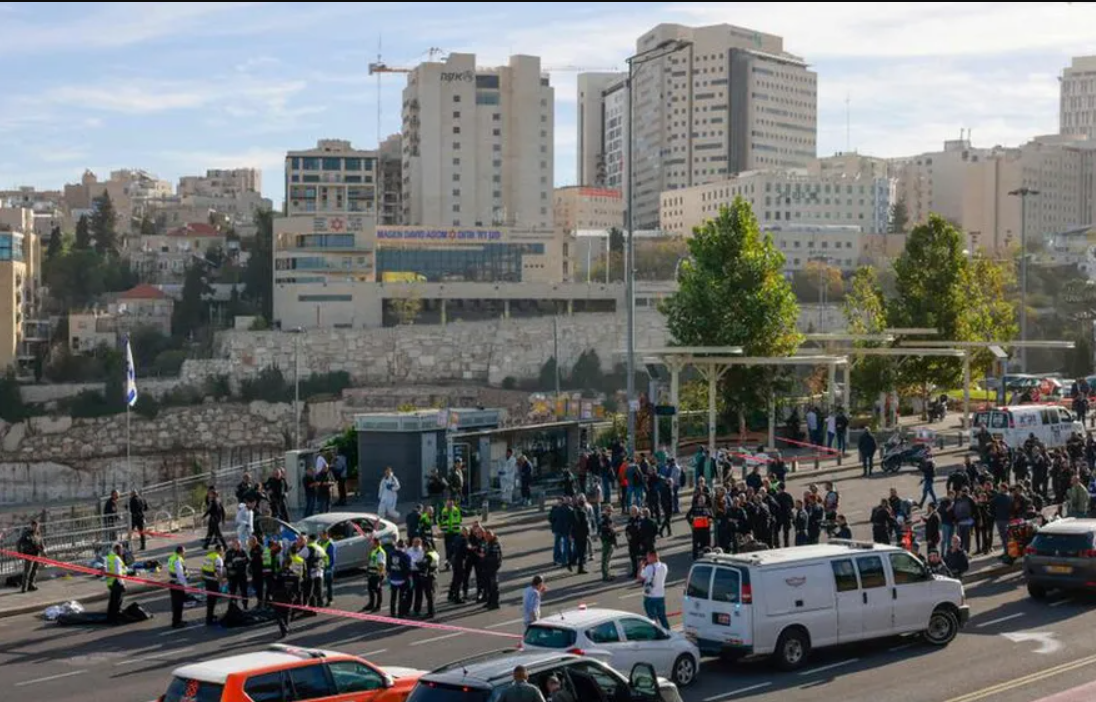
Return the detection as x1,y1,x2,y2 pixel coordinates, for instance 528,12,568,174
671,654,698,687
1027,583,1048,600
773,628,810,671
923,608,959,646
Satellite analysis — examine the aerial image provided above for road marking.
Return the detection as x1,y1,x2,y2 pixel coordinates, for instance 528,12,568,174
1049,598,1074,608
114,647,196,667
703,682,772,701
797,658,860,676
976,613,1025,628
16,670,88,687
374,625,409,636
410,632,464,646
361,649,389,657
1001,631,1062,655
944,651,1096,702
620,590,645,600
486,617,526,629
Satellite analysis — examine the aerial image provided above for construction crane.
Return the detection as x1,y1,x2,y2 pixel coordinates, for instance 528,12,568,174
369,46,447,75
542,65,621,73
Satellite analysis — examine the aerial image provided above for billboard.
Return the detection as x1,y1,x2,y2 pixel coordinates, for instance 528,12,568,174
376,227,504,243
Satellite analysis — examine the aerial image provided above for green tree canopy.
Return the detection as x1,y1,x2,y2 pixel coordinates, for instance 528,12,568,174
74,214,92,251
843,266,895,405
957,253,1018,378
889,198,910,234
91,190,118,257
243,209,274,321
660,198,801,427
46,225,63,260
173,261,213,338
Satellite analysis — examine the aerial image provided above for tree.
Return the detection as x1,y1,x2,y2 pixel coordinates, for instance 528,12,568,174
794,260,844,303
390,294,423,325
956,253,1018,378
843,266,895,405
138,214,157,236
204,245,225,268
73,214,92,251
91,190,118,256
660,198,802,432
172,261,213,338
46,225,63,260
608,227,624,254
634,238,691,281
243,208,274,321
889,198,910,234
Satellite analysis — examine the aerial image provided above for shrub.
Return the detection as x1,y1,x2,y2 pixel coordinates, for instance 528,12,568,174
204,374,231,400
501,376,517,390
0,371,30,423
299,370,351,400
69,390,120,419
240,366,289,403
132,394,160,420
152,349,189,377
162,384,204,408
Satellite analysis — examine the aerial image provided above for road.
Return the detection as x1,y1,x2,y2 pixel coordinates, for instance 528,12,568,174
1,455,1094,702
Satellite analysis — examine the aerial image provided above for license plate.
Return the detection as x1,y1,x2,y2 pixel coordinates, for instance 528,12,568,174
1046,565,1074,574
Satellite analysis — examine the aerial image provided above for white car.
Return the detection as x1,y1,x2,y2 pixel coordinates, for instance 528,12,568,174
521,607,701,687
257,512,400,573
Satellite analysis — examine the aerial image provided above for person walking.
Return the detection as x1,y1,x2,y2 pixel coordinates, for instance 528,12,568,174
201,543,226,626
522,575,546,626
104,542,127,625
918,460,939,509
598,504,617,582
103,490,121,544
202,490,227,550
639,551,670,630
129,490,149,551
167,545,187,629
378,467,401,520
365,537,387,612
17,520,44,593
859,428,878,477
569,501,590,574
835,409,850,455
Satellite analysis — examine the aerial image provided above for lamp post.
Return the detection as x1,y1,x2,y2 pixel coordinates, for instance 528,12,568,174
1009,187,1039,372
625,37,692,456
288,326,303,448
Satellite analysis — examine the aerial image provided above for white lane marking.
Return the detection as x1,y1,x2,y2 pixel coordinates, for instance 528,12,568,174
486,618,526,629
797,658,860,676
373,625,409,636
620,590,645,600
703,682,773,700
361,649,389,657
114,647,196,667
410,632,464,646
16,670,88,687
976,613,1025,628
1049,598,1075,608
888,643,914,653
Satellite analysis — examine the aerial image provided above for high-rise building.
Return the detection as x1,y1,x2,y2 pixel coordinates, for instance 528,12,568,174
890,139,991,233
1060,56,1096,140
579,23,817,230
401,53,554,230
576,72,627,188
378,133,403,226
285,139,379,217
0,208,41,373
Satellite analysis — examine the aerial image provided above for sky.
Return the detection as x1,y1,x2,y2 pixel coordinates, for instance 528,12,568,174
2,1,1096,208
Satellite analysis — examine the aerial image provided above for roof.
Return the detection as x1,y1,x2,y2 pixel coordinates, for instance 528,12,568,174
295,512,390,527
425,650,579,686
118,283,168,301
531,607,634,629
699,542,902,568
1038,518,1096,535
166,222,221,237
172,648,351,683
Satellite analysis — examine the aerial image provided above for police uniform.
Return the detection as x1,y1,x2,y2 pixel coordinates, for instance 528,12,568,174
317,537,336,607
105,549,126,624
225,544,250,609
413,548,439,617
167,551,187,628
201,549,224,625
273,551,304,638
440,505,462,569
366,543,387,612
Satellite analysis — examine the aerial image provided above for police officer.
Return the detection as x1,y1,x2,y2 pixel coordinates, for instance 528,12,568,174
167,545,188,629
482,530,503,610
420,506,436,545
625,506,642,579
263,541,282,607
201,543,226,625
440,498,462,571
598,504,618,582
686,495,713,559
105,542,127,624
388,539,412,618
365,537,387,612
413,541,440,618
225,538,250,609
248,536,265,606
318,530,336,607
272,544,304,639
448,527,469,603
303,535,324,611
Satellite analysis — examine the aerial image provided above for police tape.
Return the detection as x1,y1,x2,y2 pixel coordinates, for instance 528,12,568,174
0,548,521,639
775,435,841,458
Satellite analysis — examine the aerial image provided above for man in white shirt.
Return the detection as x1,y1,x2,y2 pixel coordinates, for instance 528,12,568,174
314,452,329,474
826,413,837,449
638,550,669,629
236,499,254,545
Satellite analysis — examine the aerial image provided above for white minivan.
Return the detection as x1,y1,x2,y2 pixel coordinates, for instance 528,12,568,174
682,542,969,670
970,405,1084,451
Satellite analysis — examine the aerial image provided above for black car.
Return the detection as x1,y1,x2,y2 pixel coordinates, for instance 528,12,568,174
406,650,681,702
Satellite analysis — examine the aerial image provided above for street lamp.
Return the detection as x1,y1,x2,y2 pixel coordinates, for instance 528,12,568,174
1008,187,1040,372
625,37,692,457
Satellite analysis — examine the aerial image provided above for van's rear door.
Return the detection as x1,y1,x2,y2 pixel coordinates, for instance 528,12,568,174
683,563,752,655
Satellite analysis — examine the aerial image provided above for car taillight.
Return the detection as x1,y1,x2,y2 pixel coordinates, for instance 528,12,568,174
741,584,753,604
1024,546,1036,556
1081,549,1096,558
567,648,586,655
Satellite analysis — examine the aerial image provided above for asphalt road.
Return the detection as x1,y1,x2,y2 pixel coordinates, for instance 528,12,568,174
1,456,1095,702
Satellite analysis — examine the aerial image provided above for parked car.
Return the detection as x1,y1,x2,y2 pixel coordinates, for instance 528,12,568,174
683,542,969,670
257,512,399,573
407,649,681,702
522,607,700,687
158,644,422,702
1024,518,1096,599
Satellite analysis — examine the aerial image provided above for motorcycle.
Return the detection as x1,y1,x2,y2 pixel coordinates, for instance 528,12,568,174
881,433,933,474
928,394,948,423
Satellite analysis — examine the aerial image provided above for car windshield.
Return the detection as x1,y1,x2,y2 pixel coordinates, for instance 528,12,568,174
523,625,578,648
407,682,492,702
1031,532,1093,555
163,677,225,702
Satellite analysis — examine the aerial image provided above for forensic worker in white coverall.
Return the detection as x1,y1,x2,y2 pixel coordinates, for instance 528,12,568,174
499,448,517,506
377,466,401,520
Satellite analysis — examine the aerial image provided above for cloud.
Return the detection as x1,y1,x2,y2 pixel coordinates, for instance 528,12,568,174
38,148,91,164
157,146,286,172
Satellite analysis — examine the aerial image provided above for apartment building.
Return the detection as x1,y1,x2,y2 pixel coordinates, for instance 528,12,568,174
134,222,228,282
660,167,894,239
178,168,262,198
1061,56,1096,140
401,53,554,230
581,23,817,230
555,186,625,282
890,139,991,232
576,72,627,188
285,139,379,217
0,208,41,372
379,133,403,225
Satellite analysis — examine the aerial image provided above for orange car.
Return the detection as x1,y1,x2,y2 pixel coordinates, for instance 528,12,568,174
158,644,423,702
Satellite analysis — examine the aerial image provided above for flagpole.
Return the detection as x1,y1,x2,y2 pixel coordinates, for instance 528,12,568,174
126,403,131,475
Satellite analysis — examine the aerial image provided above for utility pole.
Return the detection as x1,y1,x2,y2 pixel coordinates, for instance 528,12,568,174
553,315,561,416
1009,187,1039,372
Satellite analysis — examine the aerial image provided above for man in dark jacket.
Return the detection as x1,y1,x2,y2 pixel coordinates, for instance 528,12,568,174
918,460,938,509
686,496,713,559
774,485,794,548
923,502,941,553
569,504,590,574
548,497,574,568
225,538,251,609
407,504,423,543
859,429,878,477
990,486,1013,556
870,500,895,544
202,490,227,550
128,490,149,551
482,530,503,609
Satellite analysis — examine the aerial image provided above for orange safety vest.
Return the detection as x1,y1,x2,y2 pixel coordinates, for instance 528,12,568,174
693,515,711,529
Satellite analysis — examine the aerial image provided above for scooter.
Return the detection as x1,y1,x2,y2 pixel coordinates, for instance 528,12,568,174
928,394,948,423
881,434,932,474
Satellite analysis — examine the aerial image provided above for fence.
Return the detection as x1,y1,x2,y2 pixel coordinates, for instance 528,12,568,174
0,456,281,578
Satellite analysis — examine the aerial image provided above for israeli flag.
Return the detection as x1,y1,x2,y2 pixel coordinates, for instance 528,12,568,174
124,335,138,407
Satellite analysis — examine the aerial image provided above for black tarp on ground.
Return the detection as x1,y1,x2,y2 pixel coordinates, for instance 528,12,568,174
55,602,153,626
218,602,277,629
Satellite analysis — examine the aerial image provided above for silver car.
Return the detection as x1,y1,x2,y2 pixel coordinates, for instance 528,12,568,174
257,512,400,573
1024,518,1096,599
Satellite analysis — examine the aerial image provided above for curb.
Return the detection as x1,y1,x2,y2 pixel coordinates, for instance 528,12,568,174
0,582,160,620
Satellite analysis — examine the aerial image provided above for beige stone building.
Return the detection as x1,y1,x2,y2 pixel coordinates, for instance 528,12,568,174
890,139,991,233
68,284,174,352
401,53,554,230
0,208,41,372
286,139,380,217
576,72,627,188
135,222,228,282
1060,56,1096,140
585,23,817,230
178,168,262,198
554,186,625,282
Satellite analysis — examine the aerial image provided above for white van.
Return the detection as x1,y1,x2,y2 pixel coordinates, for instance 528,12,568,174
681,542,969,671
970,405,1084,451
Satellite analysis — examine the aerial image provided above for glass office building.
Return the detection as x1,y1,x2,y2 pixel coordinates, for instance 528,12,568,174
376,242,545,283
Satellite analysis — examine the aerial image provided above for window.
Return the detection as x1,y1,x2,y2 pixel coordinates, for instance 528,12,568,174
322,157,341,170
452,204,460,212
567,661,622,699
453,174,461,182
453,126,461,134
586,621,621,644
493,128,501,137
453,95,461,102
831,559,859,592
329,661,385,694
621,618,662,641
493,113,501,121
164,679,225,702
856,556,887,589
344,158,362,170
298,294,352,302
453,141,461,150
301,157,320,170
288,664,336,700
453,189,461,197
244,673,285,702
453,111,461,119
523,625,578,648
453,158,461,166
889,552,928,585
711,567,740,603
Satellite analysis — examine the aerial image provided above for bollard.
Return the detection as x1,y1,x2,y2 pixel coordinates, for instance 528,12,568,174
481,498,490,525
837,453,843,467
814,456,821,470
538,490,547,513
790,459,798,473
